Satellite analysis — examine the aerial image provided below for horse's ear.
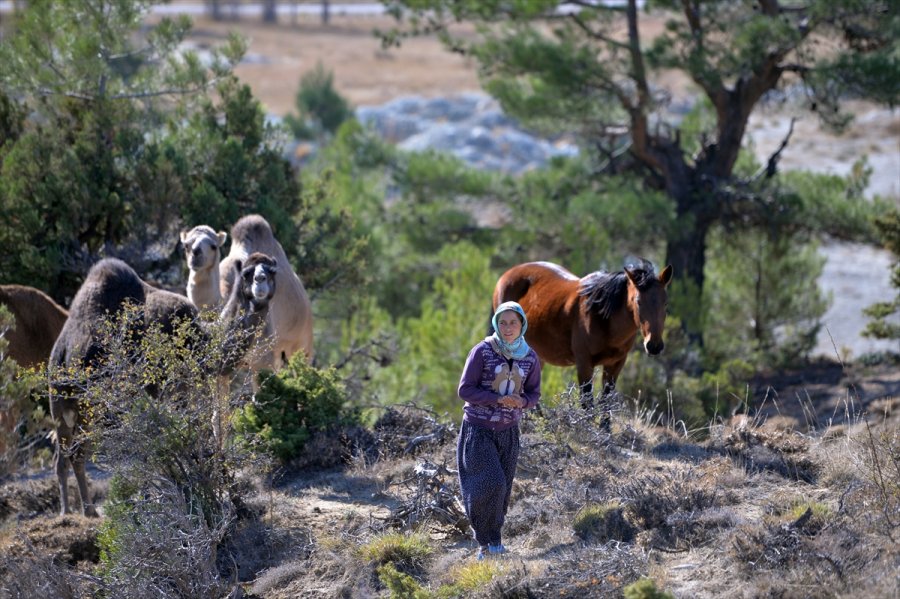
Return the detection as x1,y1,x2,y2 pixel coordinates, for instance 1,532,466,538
217,231,227,247
658,264,673,287
624,265,638,285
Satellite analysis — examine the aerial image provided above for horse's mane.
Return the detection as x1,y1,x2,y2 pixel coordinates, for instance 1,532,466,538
578,260,657,319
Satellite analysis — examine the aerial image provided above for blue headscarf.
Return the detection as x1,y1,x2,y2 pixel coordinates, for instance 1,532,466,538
489,301,531,360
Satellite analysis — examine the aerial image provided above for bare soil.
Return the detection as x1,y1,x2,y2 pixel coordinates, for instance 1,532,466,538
184,14,482,112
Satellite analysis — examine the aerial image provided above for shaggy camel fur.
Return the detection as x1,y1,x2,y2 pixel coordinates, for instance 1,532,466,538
48,255,275,517
180,225,228,311
0,284,68,369
219,214,314,369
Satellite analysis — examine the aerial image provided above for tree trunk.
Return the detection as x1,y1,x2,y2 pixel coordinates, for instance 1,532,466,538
664,188,712,348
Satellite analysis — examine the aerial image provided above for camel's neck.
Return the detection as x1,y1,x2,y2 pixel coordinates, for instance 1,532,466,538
187,267,221,310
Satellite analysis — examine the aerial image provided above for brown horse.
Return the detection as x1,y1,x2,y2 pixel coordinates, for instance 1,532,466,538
493,260,673,422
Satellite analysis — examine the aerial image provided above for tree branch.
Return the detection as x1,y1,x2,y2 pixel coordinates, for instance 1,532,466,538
752,116,795,180
567,13,629,50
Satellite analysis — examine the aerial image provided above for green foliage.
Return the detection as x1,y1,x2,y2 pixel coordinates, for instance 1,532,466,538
290,169,374,296
233,354,351,462
498,158,674,275
176,78,301,250
864,209,900,342
374,242,495,414
704,227,828,368
377,151,497,319
623,577,675,599
284,62,354,140
378,563,431,599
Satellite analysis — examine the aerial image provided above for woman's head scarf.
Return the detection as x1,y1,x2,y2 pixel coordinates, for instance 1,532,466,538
489,301,531,360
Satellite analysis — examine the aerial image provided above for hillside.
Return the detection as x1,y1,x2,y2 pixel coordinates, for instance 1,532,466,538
1,8,898,599
2,373,898,597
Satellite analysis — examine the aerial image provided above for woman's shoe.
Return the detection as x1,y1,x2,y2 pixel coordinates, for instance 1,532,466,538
476,546,489,561
488,543,507,556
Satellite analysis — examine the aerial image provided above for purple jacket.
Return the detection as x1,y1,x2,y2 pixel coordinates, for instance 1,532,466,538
457,338,542,431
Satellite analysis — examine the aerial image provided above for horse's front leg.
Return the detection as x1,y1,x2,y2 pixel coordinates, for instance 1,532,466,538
597,357,627,431
575,358,595,410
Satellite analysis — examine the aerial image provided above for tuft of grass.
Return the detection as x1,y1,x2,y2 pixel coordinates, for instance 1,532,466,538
435,560,505,598
623,577,675,599
788,500,830,522
572,502,635,543
359,532,433,569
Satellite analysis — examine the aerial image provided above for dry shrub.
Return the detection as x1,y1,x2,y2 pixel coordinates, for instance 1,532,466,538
527,543,647,598
0,551,97,599
99,480,233,599
373,404,456,460
1,515,100,567
502,501,554,540
572,502,636,543
617,464,736,551
852,420,900,538
380,459,468,536
284,424,378,472
710,419,819,482
525,387,613,462
0,478,73,521
620,469,721,532
253,554,368,599
731,521,806,572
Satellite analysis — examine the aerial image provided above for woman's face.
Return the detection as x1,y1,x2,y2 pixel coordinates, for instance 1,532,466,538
497,310,523,343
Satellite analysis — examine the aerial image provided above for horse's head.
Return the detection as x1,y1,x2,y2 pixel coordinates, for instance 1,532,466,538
625,263,673,356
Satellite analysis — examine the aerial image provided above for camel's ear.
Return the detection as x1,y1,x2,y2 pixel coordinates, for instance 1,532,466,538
233,259,243,276
658,264,673,287
217,231,227,247
269,258,278,273
179,230,190,244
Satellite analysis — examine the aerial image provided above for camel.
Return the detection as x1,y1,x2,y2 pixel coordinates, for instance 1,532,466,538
0,284,69,460
218,214,314,369
0,284,69,369
180,225,228,311
48,253,276,517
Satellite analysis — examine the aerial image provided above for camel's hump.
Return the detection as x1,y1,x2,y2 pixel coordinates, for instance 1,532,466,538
231,214,274,245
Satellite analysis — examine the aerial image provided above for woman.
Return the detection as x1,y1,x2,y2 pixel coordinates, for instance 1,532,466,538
457,300,542,560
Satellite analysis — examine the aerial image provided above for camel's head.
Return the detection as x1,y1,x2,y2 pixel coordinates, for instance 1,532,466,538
180,226,227,272
237,252,278,312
